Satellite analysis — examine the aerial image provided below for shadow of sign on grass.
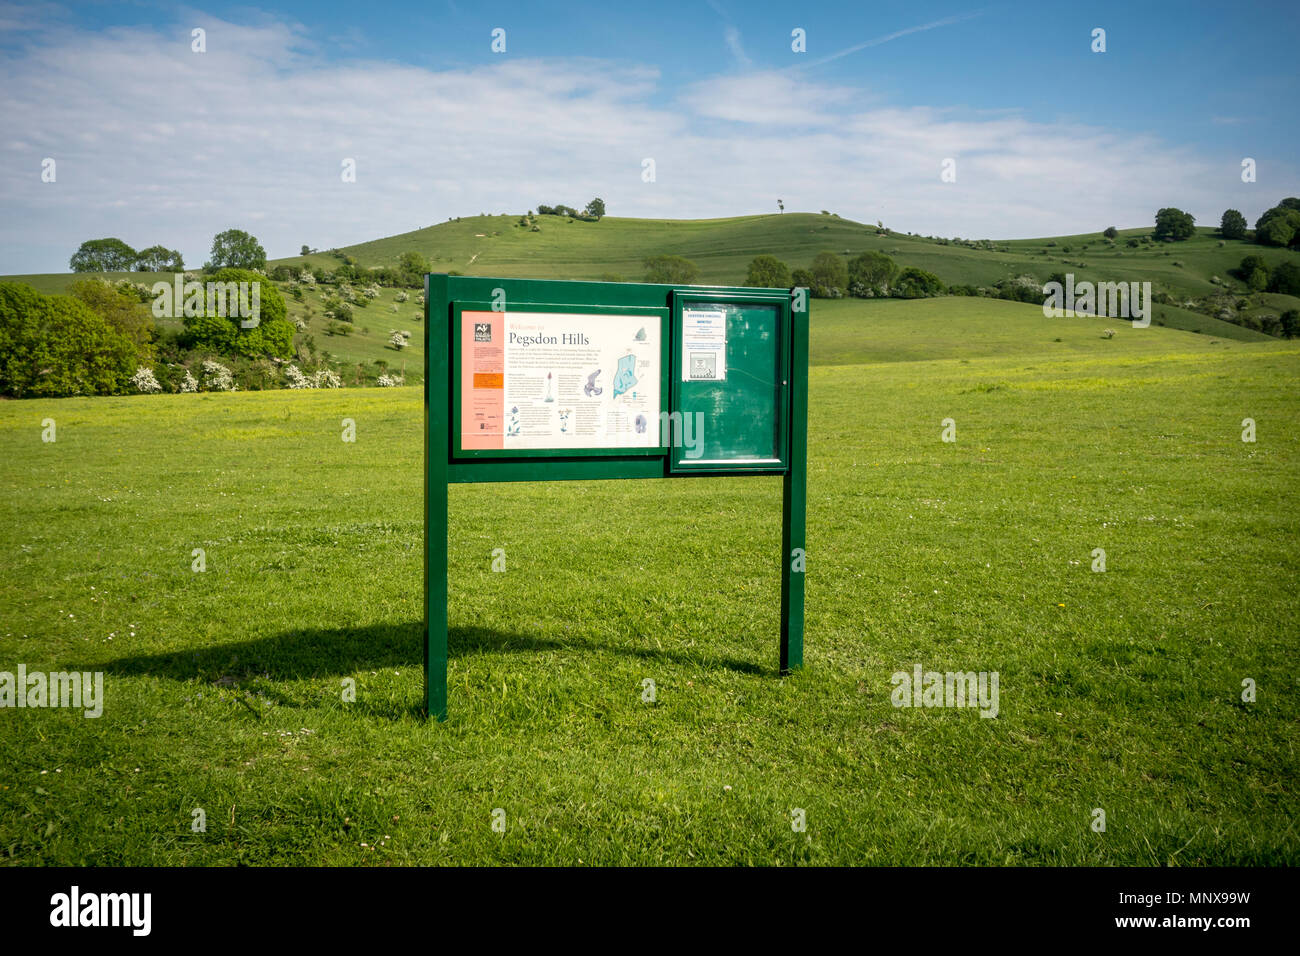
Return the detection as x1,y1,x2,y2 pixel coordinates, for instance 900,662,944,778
86,623,767,718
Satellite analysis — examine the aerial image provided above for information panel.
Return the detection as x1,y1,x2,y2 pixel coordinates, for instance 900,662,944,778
459,309,660,451
425,275,808,720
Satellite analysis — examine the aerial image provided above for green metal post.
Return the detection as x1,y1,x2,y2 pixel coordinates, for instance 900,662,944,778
425,275,449,720
780,293,809,673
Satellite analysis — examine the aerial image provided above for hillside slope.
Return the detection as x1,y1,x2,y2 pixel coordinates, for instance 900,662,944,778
274,213,1298,306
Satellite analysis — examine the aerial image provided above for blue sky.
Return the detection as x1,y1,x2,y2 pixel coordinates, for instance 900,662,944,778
1,0,1297,272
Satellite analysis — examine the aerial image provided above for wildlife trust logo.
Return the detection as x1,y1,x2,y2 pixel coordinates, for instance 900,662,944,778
150,274,261,328
1042,273,1151,327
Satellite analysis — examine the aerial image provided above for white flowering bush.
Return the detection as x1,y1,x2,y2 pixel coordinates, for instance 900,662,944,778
362,284,381,299
130,367,162,393
178,369,198,393
389,330,409,350
284,365,342,389
298,271,317,286
103,278,153,303
201,360,236,392
394,291,409,303
376,373,404,387
284,364,313,388
323,296,352,322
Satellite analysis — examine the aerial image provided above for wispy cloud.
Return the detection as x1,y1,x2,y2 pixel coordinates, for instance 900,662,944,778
723,25,751,68
799,10,985,69
704,0,750,69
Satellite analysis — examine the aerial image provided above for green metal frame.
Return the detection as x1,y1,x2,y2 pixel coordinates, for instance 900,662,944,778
424,274,808,719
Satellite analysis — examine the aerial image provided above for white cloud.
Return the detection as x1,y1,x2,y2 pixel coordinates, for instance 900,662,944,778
0,11,1294,273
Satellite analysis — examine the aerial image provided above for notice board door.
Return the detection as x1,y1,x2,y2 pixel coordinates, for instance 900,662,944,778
669,291,791,474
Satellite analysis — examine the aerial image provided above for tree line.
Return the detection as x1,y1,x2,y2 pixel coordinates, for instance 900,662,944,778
69,228,270,274
1157,197,1300,247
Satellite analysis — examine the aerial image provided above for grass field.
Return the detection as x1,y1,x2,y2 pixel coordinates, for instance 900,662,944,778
2,297,1296,865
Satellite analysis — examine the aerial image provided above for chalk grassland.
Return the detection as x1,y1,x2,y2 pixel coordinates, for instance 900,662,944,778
0,299,1296,864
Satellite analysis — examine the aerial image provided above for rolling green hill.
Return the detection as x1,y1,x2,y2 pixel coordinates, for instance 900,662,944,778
272,212,1297,349
275,213,1295,301
7,213,1297,373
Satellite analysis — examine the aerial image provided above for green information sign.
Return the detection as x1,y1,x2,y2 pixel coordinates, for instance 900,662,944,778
425,275,808,719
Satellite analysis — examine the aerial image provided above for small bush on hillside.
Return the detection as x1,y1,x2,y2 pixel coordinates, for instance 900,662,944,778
644,255,700,284
894,267,946,299
744,255,792,288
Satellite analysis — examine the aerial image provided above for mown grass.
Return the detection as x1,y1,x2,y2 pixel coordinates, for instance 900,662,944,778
0,300,1297,865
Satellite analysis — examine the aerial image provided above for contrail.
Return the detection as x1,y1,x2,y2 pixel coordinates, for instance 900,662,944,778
799,10,985,68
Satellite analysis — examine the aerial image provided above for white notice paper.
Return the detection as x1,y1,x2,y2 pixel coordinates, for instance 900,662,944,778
682,308,727,381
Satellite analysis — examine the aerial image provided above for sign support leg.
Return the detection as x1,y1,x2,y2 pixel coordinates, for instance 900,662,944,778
426,277,449,720
780,297,809,673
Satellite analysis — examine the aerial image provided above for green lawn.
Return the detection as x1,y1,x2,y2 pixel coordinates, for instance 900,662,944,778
2,297,1296,865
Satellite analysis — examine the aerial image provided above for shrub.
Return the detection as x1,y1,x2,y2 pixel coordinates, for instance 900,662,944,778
847,251,897,297
130,367,162,393
808,251,848,298
284,364,312,388
0,282,138,397
178,269,293,359
744,255,792,288
1281,310,1300,339
323,296,353,323
1267,261,1300,296
893,267,946,298
644,255,700,284
200,359,235,392
68,278,154,361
